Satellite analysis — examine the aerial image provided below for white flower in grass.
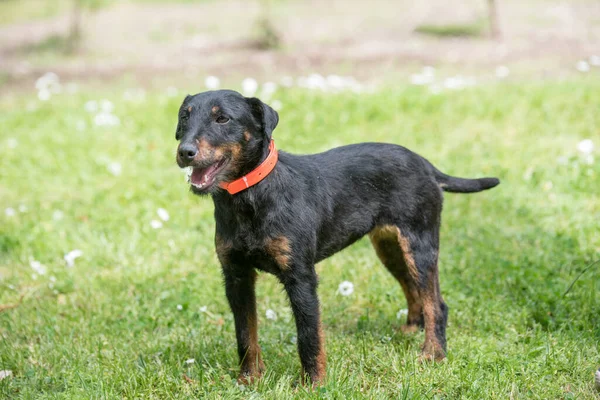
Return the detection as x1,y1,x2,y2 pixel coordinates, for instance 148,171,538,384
326,74,344,89
495,65,510,78
53,210,64,221
0,370,12,380
35,72,58,90
38,89,51,101
84,100,98,113
577,139,594,155
64,249,83,268
199,306,208,313
444,76,476,90
242,78,258,96
94,113,120,127
576,61,590,72
5,207,16,217
177,304,183,310
150,219,163,229
266,309,277,320
305,74,327,91
185,358,195,365
590,55,600,66
107,162,122,176
396,309,408,319
410,74,432,86
337,281,354,296
271,100,283,111
205,76,220,90
261,82,277,100
7,138,18,149
157,208,170,222
100,99,114,113
30,260,47,275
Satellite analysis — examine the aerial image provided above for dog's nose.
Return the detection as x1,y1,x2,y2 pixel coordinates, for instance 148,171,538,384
178,143,198,162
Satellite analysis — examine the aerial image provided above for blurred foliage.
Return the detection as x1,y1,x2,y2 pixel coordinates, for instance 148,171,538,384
252,0,282,50
415,19,487,38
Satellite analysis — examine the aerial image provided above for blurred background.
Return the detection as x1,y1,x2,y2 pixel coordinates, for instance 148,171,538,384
1,0,599,93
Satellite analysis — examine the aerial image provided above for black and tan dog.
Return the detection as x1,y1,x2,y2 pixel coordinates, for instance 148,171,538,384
175,89,499,385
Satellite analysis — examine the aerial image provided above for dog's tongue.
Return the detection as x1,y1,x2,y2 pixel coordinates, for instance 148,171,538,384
190,161,221,187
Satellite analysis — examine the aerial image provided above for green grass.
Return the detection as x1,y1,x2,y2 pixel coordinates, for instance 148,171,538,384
1,78,600,398
414,20,486,38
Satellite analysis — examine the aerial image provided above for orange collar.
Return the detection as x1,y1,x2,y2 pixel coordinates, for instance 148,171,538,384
219,140,278,195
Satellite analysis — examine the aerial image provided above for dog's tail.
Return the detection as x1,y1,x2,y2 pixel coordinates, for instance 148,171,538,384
433,169,500,194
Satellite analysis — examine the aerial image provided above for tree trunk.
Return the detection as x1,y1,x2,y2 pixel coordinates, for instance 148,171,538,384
487,0,501,39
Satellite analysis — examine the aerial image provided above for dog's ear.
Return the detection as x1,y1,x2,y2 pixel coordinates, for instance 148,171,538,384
247,97,279,140
175,95,192,140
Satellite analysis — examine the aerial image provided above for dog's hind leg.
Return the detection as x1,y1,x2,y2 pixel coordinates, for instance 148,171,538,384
370,225,424,333
402,226,447,361
371,224,447,361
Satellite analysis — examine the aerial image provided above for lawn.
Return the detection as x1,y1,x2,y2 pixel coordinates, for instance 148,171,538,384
1,77,599,398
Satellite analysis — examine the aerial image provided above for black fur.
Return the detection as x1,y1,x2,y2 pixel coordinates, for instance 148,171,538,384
174,90,500,384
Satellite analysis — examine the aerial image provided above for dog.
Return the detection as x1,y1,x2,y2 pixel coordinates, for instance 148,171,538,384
175,89,500,385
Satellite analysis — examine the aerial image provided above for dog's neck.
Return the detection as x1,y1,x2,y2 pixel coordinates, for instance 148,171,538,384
213,138,276,203
237,137,272,178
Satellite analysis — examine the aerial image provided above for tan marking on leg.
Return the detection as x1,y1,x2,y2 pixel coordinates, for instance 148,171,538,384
238,307,264,383
315,322,326,384
369,225,419,282
187,106,192,112
300,322,326,387
244,131,252,141
419,268,446,362
396,230,420,283
398,279,423,334
211,106,219,113
370,225,423,333
264,236,291,270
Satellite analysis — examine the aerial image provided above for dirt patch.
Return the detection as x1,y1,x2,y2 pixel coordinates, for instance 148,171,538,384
1,0,599,90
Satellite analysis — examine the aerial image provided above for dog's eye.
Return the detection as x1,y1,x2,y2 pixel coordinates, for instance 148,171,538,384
216,116,230,124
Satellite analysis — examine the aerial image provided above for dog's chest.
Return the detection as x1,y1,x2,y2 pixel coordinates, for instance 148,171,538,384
215,213,291,274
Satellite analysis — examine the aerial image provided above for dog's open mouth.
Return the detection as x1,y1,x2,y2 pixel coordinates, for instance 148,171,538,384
189,158,228,190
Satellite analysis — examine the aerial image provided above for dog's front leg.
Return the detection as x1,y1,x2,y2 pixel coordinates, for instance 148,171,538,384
281,268,326,385
223,267,264,383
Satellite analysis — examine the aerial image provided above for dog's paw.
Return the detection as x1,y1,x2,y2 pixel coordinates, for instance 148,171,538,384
419,343,446,363
237,361,265,385
237,371,261,385
399,324,420,335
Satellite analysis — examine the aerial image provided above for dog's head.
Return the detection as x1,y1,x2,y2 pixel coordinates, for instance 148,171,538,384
175,90,279,195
